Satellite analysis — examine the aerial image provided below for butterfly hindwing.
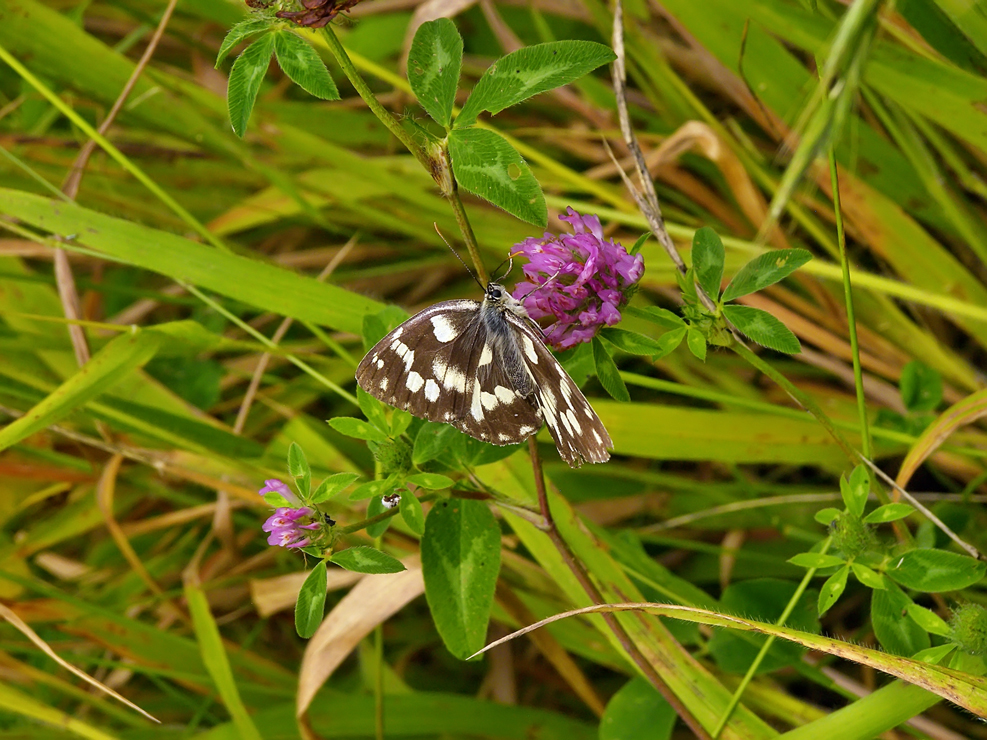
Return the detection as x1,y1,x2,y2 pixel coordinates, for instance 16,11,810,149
503,312,613,467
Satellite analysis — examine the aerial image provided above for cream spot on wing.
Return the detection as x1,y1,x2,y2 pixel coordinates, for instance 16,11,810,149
584,405,594,419
406,371,424,392
481,391,499,411
379,377,388,391
497,433,511,442
470,382,484,421
592,430,603,444
478,344,493,367
560,380,573,402
558,408,574,436
565,408,581,434
494,385,515,404
430,315,459,343
522,335,538,363
433,357,447,380
443,411,453,421
444,366,467,393
518,425,535,436
392,326,403,340
375,358,384,369
391,339,407,355
424,379,440,402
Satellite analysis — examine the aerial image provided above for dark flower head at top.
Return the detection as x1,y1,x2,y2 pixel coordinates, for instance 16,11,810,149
275,0,363,28
512,207,644,350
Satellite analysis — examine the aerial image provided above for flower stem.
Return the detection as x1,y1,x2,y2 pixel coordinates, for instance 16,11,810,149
319,26,431,173
448,182,488,285
526,439,712,740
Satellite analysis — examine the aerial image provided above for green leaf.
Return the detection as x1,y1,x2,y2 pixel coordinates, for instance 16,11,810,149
328,417,389,444
840,465,869,519
295,561,327,639
814,508,842,525
864,503,915,524
185,582,263,740
447,127,546,226
788,552,846,569
365,496,392,539
390,409,413,438
406,472,454,490
592,337,630,402
216,16,272,68
721,248,813,302
722,304,801,354
872,583,930,655
273,30,339,101
227,33,274,138
287,442,311,497
0,330,160,453
310,472,361,504
357,386,388,432
457,41,616,127
686,328,707,361
657,326,688,356
850,562,886,589
413,422,455,466
599,328,665,356
349,476,400,501
818,565,849,616
906,602,952,637
407,18,462,128
625,306,685,329
888,549,987,592
899,360,943,413
629,231,651,256
399,488,425,536
331,546,406,574
691,226,725,301
422,499,501,659
599,677,676,740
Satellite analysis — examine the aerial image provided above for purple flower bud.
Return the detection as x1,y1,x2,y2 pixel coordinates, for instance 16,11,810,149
259,479,301,507
260,502,320,549
512,207,644,350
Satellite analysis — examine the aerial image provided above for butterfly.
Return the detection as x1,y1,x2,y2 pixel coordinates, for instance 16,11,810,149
355,282,612,467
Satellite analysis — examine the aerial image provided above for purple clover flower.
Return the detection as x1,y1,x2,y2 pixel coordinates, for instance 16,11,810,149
512,207,644,350
262,506,320,549
259,478,301,506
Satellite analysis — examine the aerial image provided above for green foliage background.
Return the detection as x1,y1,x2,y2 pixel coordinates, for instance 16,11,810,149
1,0,987,738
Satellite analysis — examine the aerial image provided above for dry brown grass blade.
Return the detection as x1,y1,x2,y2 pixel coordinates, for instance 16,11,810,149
0,600,159,723
296,554,424,716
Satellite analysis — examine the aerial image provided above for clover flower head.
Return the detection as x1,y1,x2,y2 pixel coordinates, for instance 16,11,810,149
275,0,362,28
262,506,320,548
259,478,301,506
512,207,644,350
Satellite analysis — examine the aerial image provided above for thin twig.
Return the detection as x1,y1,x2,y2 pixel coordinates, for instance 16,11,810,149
51,0,179,367
526,439,712,740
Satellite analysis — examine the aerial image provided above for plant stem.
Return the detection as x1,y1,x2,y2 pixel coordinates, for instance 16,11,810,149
526,439,712,740
829,152,872,460
712,538,832,737
448,183,489,285
320,26,431,173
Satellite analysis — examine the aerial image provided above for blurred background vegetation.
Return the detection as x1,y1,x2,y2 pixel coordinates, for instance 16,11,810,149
1,0,987,738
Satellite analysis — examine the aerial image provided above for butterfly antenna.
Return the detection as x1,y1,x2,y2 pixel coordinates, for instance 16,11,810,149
434,223,484,289
493,253,516,282
518,266,564,300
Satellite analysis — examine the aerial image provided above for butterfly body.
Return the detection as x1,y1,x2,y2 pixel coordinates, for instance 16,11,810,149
355,283,612,467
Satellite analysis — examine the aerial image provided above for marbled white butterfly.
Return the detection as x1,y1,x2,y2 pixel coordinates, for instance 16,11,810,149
355,282,612,467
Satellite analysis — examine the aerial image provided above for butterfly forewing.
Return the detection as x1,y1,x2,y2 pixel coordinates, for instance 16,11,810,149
503,312,613,467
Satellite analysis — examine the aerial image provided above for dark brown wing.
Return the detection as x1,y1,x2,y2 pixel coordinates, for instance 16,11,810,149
504,312,613,467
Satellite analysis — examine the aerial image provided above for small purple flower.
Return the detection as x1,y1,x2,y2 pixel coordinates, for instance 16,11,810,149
262,506,321,549
512,207,644,350
259,479,300,507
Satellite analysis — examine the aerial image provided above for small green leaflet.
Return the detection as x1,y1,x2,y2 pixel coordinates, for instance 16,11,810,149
406,472,454,490
295,561,327,638
310,472,361,503
721,248,813,302
686,328,707,361
328,417,389,443
273,31,338,100
407,18,462,128
287,441,311,497
691,227,724,300
447,127,547,226
456,41,616,128
216,16,272,68
592,337,629,402
888,549,986,592
722,304,801,354
817,564,849,615
331,546,405,574
899,361,943,413
227,33,275,138
599,327,665,356
399,488,425,536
